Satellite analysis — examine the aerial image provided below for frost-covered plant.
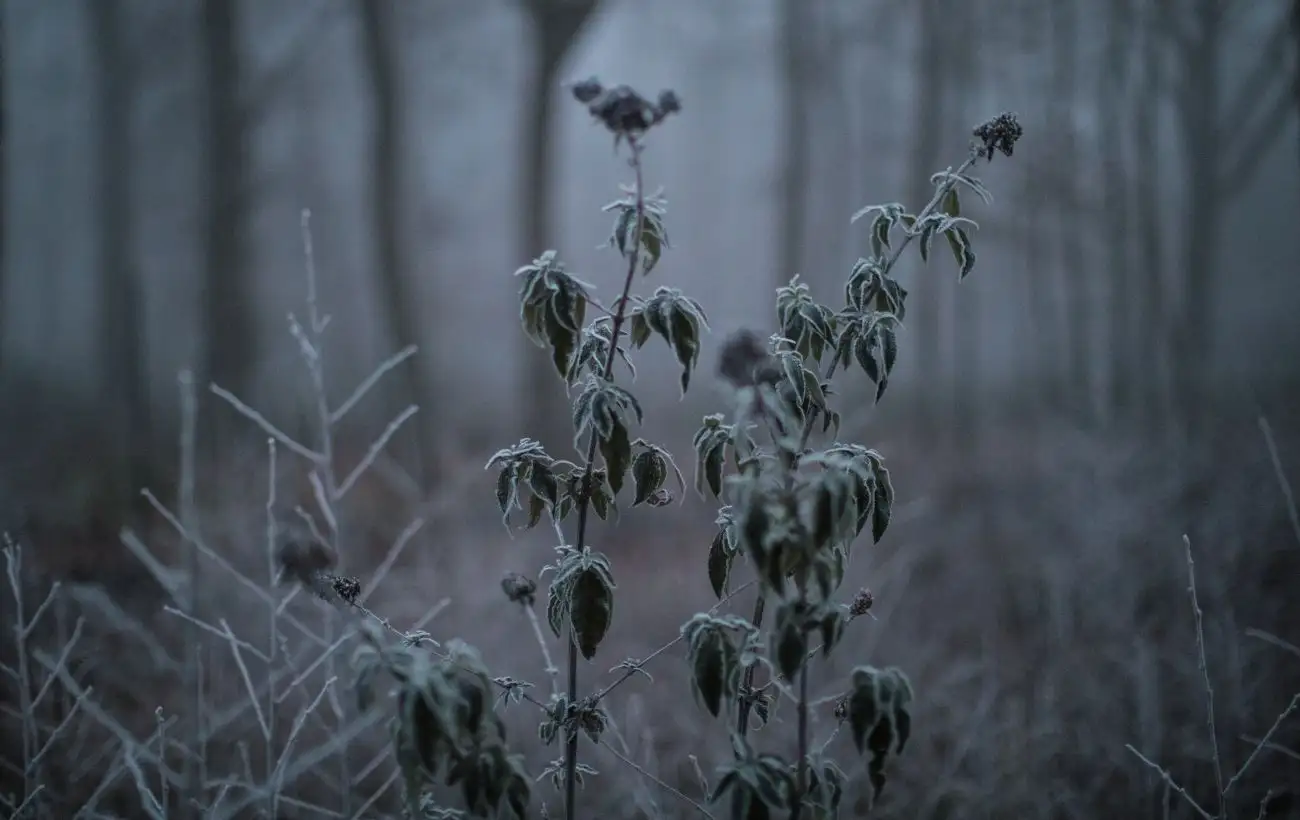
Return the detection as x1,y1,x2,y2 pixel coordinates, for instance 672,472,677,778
472,78,1022,820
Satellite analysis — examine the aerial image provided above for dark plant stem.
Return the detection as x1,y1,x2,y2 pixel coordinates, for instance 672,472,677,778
792,663,810,820
733,149,984,819
563,134,647,820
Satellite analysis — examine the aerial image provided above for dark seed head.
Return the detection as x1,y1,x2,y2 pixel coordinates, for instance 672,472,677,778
501,572,538,607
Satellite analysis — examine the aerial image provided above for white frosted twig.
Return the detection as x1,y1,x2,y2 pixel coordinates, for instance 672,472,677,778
1246,627,1300,659
350,769,399,820
335,404,419,500
118,528,186,603
29,617,85,711
270,676,336,794
1225,692,1300,795
309,470,338,536
276,630,352,705
163,606,269,661
143,489,328,647
218,618,271,741
357,516,425,606
1124,744,1214,820
65,587,180,672
1183,535,1226,817
123,748,165,820
210,382,324,464
1258,416,1300,546
27,684,89,772
73,752,127,819
330,345,419,426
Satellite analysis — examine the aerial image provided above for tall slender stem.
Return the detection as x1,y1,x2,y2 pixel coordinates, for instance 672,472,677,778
563,135,647,820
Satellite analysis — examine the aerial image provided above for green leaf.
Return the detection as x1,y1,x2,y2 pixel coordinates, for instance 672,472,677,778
569,564,615,660
941,186,961,218
546,579,567,639
944,225,977,280
707,529,733,599
600,421,632,496
494,467,514,516
773,616,806,682
871,462,893,543
630,448,665,506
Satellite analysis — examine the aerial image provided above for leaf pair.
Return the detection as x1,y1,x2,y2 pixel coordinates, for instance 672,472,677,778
681,614,753,719
626,287,709,396
846,665,914,804
516,251,595,380
544,547,616,660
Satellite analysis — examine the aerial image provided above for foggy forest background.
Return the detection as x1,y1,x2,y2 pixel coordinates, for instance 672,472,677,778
1,0,1299,817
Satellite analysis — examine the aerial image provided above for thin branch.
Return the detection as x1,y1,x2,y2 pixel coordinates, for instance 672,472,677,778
1258,416,1300,547
1224,692,1300,795
1124,744,1215,820
598,739,716,819
209,383,325,463
329,345,418,426
1183,535,1227,818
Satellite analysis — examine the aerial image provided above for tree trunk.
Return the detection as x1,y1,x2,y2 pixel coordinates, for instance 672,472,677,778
1133,2,1170,431
1170,0,1224,436
358,0,438,488
1048,0,1093,428
1100,0,1136,425
517,1,597,443
906,0,948,436
90,0,151,510
949,0,979,451
200,0,254,456
776,0,810,298
1293,0,1300,170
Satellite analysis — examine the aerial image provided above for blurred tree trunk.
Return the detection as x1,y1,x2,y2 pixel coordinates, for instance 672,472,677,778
90,0,151,508
1133,1,1170,431
776,0,810,298
199,0,254,456
1294,0,1300,169
949,0,979,451
905,0,948,437
800,0,853,297
1047,0,1093,428
1099,0,1137,425
1167,0,1293,434
0,11,6,371
517,0,598,442
357,0,438,489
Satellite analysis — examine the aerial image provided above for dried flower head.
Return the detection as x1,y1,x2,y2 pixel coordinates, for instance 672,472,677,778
849,587,875,618
717,329,781,388
330,574,361,605
972,112,1023,162
501,572,538,607
570,76,681,138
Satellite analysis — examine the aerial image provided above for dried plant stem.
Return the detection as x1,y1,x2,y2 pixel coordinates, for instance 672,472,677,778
562,134,648,820
177,369,204,819
1184,536,1227,818
264,437,281,817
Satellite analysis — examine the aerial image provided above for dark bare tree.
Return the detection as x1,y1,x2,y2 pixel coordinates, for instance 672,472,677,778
516,0,600,440
1163,0,1295,431
1132,0,1171,430
1047,0,1093,427
199,0,254,455
1293,0,1300,168
357,0,439,488
948,0,980,448
776,0,811,296
89,0,151,509
904,0,950,436
1099,0,1138,423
